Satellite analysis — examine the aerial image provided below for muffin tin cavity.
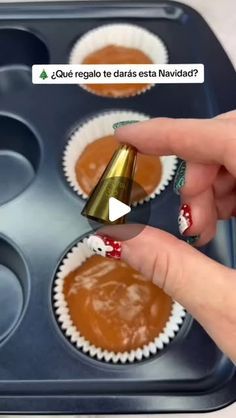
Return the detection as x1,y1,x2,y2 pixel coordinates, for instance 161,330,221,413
0,28,49,68
0,237,29,343
0,115,40,205
0,28,49,94
0,66,32,96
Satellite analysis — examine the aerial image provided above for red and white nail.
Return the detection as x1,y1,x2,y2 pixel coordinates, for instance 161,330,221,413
87,234,121,260
178,204,192,235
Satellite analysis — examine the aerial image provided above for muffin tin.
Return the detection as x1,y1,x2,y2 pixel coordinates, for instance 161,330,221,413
0,0,235,414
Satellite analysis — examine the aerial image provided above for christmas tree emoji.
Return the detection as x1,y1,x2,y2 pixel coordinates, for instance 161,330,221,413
40,69,48,80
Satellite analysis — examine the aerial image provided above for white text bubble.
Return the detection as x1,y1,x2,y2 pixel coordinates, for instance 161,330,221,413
32,64,204,84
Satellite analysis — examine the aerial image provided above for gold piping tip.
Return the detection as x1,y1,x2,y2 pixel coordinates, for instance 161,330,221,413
81,143,137,224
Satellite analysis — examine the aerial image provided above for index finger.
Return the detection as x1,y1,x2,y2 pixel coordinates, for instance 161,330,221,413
114,117,236,177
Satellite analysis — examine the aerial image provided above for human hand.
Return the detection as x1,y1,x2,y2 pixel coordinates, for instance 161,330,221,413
88,111,236,362
116,110,236,246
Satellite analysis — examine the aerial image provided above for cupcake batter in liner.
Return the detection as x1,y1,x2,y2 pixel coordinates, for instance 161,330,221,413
53,238,186,364
69,23,169,98
63,110,178,205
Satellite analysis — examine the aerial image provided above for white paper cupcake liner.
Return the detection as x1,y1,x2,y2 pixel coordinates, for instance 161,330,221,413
62,110,178,205
69,23,169,98
53,238,186,364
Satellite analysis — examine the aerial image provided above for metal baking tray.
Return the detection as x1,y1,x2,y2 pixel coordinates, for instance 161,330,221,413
0,1,235,413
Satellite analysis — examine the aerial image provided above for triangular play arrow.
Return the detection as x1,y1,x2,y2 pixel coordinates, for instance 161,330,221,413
109,197,131,222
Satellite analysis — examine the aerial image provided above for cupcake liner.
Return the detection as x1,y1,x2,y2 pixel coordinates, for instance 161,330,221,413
69,23,169,98
53,238,186,364
62,110,178,205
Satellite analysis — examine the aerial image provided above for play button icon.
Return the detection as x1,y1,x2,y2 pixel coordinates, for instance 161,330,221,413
109,197,131,222
82,176,151,240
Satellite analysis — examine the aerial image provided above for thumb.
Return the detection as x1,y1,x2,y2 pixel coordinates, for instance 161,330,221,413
88,225,236,361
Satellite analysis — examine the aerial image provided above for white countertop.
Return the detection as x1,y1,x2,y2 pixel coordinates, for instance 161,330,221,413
0,0,235,416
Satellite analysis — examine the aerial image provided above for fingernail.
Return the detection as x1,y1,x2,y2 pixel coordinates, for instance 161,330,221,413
113,120,139,130
178,204,192,235
186,235,200,245
174,161,186,194
87,234,121,260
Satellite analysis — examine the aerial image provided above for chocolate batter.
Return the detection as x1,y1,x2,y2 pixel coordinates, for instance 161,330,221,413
75,135,162,202
82,45,153,97
64,255,172,352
